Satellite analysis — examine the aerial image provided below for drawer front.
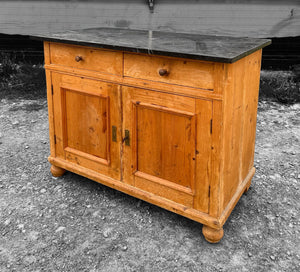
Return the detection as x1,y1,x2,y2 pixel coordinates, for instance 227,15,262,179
124,53,214,90
49,43,123,75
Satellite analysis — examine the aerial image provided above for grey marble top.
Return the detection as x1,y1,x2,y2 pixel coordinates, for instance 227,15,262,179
31,28,271,63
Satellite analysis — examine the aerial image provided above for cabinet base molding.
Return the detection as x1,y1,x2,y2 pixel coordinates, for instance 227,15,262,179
48,156,254,241
49,156,219,227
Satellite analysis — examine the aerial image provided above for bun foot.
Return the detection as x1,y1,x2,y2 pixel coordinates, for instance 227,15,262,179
202,225,224,243
243,181,251,195
50,165,66,177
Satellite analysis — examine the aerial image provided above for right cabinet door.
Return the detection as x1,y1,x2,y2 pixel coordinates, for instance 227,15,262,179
123,86,212,212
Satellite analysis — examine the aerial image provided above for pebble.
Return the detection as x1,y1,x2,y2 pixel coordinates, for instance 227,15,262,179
23,255,36,265
274,173,281,179
92,211,100,217
55,226,66,232
103,228,111,238
12,120,19,125
121,246,128,251
248,252,252,257
18,224,24,229
270,255,276,261
40,188,46,193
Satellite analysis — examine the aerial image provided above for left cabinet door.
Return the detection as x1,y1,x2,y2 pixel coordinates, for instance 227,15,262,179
50,72,122,180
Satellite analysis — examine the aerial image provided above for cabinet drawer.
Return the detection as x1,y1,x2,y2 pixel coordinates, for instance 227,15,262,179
49,43,123,75
124,53,214,90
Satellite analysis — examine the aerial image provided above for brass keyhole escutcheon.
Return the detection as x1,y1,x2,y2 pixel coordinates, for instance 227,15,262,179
123,130,130,146
112,126,117,142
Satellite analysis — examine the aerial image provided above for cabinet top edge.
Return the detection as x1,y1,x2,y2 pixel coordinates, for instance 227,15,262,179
31,27,271,63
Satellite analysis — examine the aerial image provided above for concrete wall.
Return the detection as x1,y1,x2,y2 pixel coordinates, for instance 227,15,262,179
0,0,299,37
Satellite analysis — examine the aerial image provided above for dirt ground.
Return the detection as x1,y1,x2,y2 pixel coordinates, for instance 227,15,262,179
0,82,300,271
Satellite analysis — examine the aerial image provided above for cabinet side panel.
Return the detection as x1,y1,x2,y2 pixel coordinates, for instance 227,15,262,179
222,50,262,211
209,63,228,218
241,50,262,179
221,57,246,211
43,42,50,65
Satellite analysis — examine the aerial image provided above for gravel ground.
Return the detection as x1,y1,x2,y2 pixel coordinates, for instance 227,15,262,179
0,94,299,271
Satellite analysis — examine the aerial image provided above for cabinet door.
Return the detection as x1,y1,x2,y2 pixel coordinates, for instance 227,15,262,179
51,73,121,180
123,87,212,211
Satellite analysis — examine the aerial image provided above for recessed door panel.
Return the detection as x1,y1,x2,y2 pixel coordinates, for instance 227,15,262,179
64,89,108,161
137,105,195,189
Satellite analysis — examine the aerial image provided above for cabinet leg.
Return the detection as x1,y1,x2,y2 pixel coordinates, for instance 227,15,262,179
202,225,224,243
243,180,251,195
50,165,66,177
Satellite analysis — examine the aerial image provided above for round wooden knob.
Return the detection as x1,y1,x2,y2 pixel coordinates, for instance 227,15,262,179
75,56,83,62
158,68,169,76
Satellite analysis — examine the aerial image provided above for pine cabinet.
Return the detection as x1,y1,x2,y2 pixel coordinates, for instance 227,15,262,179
38,29,270,243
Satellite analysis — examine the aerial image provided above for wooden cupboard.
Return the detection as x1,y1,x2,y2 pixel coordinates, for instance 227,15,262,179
39,30,270,243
